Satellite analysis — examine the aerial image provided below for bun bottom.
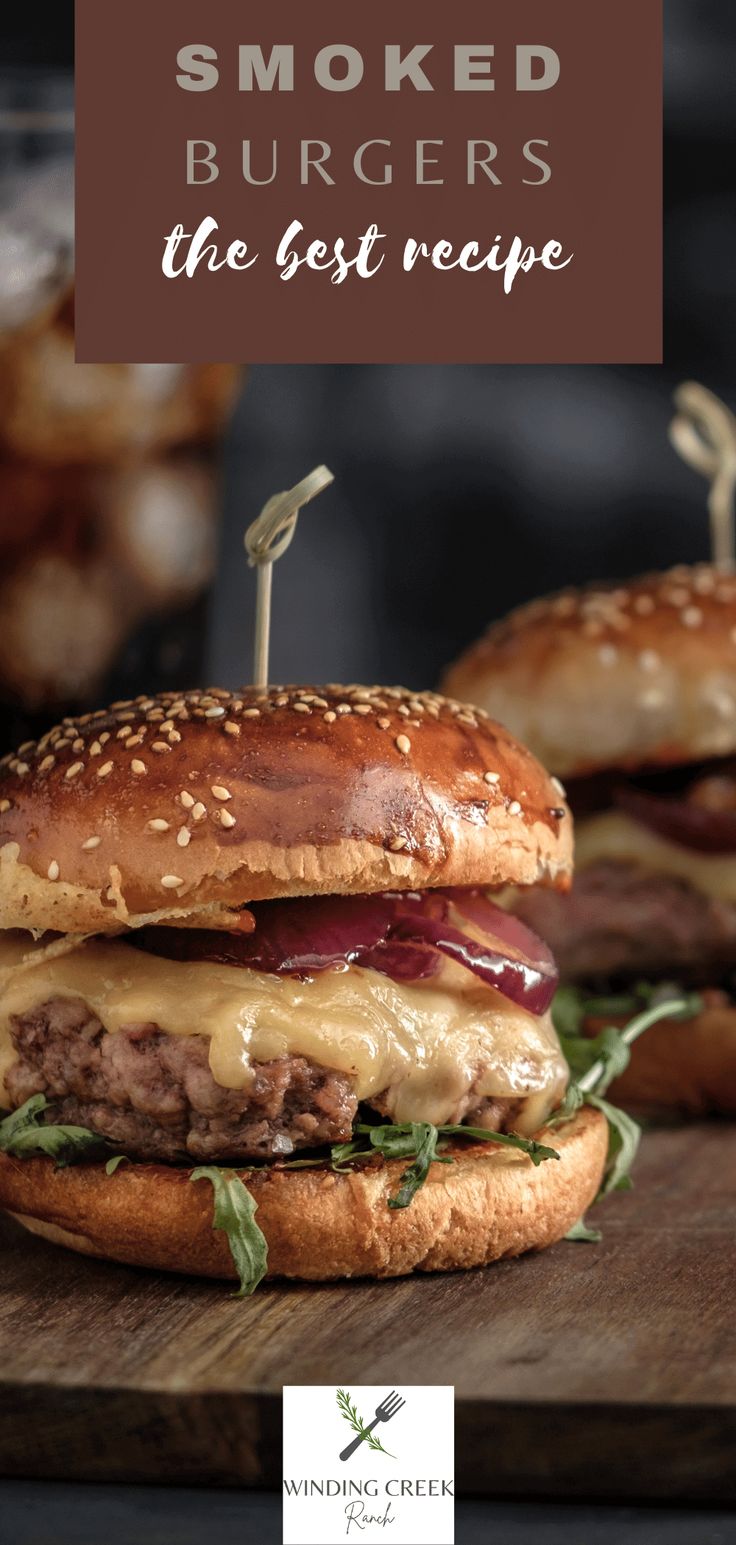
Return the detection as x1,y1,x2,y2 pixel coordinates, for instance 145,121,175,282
601,1000,736,1116
0,1109,606,1282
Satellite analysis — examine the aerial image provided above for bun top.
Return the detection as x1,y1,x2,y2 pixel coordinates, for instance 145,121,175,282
0,683,571,935
443,564,736,779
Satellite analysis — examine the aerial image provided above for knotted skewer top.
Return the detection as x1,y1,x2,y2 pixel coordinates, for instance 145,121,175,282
670,382,736,572
244,465,335,687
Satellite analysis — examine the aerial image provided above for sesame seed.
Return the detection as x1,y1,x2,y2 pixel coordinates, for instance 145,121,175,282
97,761,113,778
161,720,174,733
484,771,500,785
224,721,240,736
89,741,102,757
293,703,311,715
117,726,133,740
192,802,207,821
398,704,411,717
211,785,232,801
0,799,10,813
15,762,29,776
389,835,408,851
663,586,690,607
377,718,391,730
179,790,195,808
634,595,655,616
396,734,411,755
168,730,181,744
243,708,260,719
65,762,84,780
353,704,372,716
598,644,618,667
147,819,170,833
219,809,236,829
708,688,735,718
681,606,703,628
177,827,191,847
72,738,84,754
99,732,110,744
639,649,660,672
39,755,55,772
552,777,566,799
151,741,170,754
82,836,101,850
639,688,666,710
508,800,522,816
131,759,147,776
205,706,226,718
323,711,337,723
161,874,184,889
47,861,60,881
336,704,352,716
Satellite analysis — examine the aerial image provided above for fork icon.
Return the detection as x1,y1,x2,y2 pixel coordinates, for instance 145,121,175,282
339,1390,405,1461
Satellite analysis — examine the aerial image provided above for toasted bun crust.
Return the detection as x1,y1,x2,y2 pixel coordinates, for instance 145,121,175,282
591,999,736,1116
0,1109,606,1281
443,564,736,778
0,685,572,934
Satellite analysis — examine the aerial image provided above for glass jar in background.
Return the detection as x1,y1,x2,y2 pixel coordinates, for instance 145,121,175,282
0,70,242,752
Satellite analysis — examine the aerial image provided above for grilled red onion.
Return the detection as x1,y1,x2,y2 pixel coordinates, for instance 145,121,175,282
616,784,736,854
135,888,558,1014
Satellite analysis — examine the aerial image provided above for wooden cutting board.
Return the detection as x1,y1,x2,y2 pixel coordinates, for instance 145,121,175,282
1,1120,734,1503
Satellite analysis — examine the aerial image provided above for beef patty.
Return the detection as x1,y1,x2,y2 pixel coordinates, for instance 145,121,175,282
513,859,736,984
6,996,358,1162
5,996,521,1163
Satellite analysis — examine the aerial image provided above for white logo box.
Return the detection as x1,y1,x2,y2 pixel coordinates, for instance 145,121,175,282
282,1384,454,1545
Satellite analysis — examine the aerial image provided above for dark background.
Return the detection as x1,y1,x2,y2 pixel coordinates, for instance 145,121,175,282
5,1,736,697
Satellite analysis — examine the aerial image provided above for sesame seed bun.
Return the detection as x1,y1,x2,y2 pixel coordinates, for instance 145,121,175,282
443,565,736,779
0,1108,606,1281
0,685,572,935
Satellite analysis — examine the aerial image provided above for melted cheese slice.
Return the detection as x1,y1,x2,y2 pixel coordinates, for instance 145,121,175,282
575,811,736,903
0,934,567,1135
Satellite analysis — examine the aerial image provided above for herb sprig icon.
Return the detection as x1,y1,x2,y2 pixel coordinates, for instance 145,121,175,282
336,1389,396,1458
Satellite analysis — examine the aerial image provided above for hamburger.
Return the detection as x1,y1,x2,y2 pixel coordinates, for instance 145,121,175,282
443,563,731,1115
0,682,637,1289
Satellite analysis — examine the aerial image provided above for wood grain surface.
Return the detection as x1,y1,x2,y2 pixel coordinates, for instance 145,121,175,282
0,1121,734,1501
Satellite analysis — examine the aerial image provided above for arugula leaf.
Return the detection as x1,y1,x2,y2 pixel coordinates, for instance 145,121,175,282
190,1167,268,1296
439,1124,560,1167
566,1216,602,1243
105,1154,129,1176
385,1123,448,1210
586,1093,641,1199
330,1138,365,1171
359,1119,559,1210
0,1095,106,1167
0,1094,49,1143
551,982,703,1217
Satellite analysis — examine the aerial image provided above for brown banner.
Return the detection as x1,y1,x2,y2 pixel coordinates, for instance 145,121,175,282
75,0,662,363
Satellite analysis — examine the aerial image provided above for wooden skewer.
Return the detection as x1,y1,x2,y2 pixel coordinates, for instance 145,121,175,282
244,465,335,688
669,382,736,572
